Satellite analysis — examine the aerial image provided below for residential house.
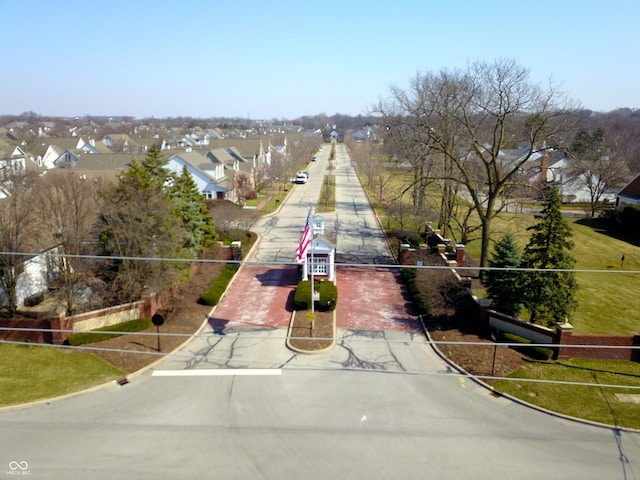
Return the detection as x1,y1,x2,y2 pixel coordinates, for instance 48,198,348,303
78,137,112,154
0,146,27,198
11,246,65,308
102,134,138,153
496,147,617,204
207,147,255,200
165,146,258,203
537,151,617,204
66,153,139,182
39,144,80,169
205,128,224,140
167,150,229,200
615,172,640,213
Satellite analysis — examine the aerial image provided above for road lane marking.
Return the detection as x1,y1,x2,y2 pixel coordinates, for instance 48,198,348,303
152,369,282,377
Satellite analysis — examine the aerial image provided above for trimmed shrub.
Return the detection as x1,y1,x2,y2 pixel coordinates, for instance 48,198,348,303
294,280,338,311
620,204,640,241
499,332,554,360
198,263,238,306
65,317,153,346
294,280,312,310
316,281,338,311
400,268,431,316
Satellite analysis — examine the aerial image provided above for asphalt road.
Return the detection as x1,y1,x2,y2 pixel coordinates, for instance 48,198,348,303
1,144,639,479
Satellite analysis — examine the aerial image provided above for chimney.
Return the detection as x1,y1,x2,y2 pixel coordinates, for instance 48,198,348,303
540,149,550,188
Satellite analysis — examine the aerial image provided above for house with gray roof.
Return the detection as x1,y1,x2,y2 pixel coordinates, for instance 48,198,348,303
39,144,80,169
165,146,258,203
167,150,230,200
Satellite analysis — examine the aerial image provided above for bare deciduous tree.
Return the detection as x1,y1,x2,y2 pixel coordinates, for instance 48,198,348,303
379,59,575,268
36,172,102,314
569,128,631,217
0,171,40,313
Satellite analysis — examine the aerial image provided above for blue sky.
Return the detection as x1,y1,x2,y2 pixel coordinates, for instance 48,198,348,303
1,0,638,119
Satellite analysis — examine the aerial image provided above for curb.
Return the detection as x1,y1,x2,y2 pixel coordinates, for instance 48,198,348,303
285,309,336,354
418,315,640,433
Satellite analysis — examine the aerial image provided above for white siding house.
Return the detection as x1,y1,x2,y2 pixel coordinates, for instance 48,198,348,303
167,151,228,200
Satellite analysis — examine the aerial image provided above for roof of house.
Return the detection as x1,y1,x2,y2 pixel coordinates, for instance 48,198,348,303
171,151,213,171
207,147,237,166
48,138,83,153
73,153,140,172
618,171,640,198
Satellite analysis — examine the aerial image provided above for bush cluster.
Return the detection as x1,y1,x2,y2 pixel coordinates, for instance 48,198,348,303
391,230,423,248
198,264,239,306
294,280,338,311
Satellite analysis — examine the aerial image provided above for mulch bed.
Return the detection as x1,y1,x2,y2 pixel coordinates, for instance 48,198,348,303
428,326,528,378
287,310,334,351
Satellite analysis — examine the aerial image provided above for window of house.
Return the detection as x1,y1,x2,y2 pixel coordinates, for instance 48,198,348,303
311,257,327,275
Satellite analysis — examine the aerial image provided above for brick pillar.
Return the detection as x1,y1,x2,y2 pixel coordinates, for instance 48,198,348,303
400,244,411,265
141,293,158,318
477,298,491,328
49,311,72,345
540,149,550,189
437,244,445,255
455,244,465,266
555,320,574,360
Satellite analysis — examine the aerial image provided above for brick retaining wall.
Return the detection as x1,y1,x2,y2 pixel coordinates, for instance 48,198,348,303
0,294,160,345
400,241,639,363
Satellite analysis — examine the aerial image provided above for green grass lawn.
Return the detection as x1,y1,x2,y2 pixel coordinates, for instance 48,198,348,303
464,215,640,334
0,344,124,407
492,358,640,429
316,174,336,213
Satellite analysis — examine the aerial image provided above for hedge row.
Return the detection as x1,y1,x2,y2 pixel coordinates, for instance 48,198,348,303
400,268,431,316
198,264,239,306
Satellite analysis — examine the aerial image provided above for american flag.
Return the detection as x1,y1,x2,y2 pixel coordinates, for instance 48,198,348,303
295,209,313,264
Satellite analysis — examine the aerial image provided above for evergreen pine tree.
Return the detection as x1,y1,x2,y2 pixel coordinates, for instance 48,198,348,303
485,233,522,317
98,152,188,302
520,186,578,327
170,166,217,255
140,143,173,188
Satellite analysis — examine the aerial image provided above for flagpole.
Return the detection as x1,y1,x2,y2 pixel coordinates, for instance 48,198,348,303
310,205,315,330
295,207,314,330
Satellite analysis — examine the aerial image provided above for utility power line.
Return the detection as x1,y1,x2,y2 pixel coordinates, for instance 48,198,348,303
0,250,638,274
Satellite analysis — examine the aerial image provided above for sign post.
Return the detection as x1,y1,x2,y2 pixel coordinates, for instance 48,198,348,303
152,313,164,353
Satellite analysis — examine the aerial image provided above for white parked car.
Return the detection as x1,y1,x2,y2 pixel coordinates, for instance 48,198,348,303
295,172,308,184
